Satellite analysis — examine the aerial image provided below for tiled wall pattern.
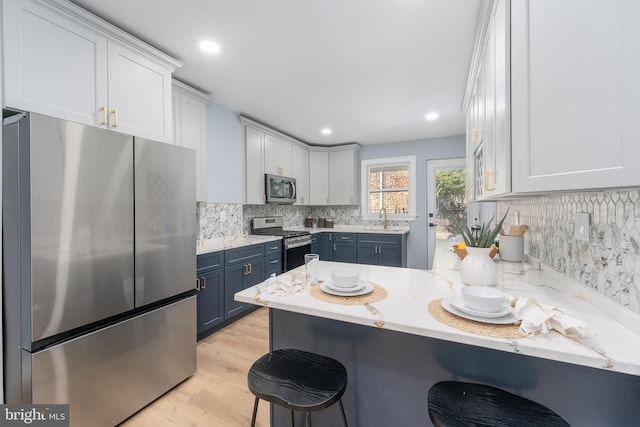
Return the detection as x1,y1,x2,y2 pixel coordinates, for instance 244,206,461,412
497,188,640,314
198,203,410,238
196,202,243,239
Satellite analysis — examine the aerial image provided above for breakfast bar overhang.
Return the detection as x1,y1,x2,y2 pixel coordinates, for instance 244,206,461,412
235,261,640,427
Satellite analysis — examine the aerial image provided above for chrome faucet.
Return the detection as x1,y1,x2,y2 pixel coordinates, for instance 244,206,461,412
379,207,388,229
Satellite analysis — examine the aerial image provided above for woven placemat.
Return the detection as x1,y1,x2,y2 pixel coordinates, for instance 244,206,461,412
428,298,524,339
310,282,387,305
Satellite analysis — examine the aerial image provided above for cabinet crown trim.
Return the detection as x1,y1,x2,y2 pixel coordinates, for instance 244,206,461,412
37,0,182,70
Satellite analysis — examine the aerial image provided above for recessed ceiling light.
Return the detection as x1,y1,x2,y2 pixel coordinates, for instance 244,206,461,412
199,40,221,54
425,112,439,121
321,128,332,135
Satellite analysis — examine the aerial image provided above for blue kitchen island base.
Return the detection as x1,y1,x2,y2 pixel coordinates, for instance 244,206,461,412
269,308,640,427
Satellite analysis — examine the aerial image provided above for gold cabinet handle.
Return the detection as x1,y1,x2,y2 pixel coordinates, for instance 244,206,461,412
196,278,201,291
100,106,108,125
202,276,207,290
243,264,248,275
484,171,496,192
471,128,478,143
248,263,252,274
112,109,119,127
374,246,378,254
270,246,279,251
333,243,336,251
270,260,278,264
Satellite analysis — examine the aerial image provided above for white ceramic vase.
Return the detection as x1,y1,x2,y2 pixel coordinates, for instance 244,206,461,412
460,247,498,286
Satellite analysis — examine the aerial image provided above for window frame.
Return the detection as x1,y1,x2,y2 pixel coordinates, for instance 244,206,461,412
360,155,417,221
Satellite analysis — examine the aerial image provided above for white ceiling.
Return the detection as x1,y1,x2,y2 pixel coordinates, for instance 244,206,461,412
70,0,481,145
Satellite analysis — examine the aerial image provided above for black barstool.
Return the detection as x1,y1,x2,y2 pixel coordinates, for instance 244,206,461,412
248,348,349,427
428,381,570,427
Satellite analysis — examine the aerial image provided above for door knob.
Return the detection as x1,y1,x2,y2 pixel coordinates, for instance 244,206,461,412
428,222,438,227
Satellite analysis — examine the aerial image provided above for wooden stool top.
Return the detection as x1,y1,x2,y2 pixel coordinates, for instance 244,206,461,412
428,381,570,427
248,348,347,412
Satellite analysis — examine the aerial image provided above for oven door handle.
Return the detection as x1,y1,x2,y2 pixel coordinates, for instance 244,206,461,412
285,240,311,249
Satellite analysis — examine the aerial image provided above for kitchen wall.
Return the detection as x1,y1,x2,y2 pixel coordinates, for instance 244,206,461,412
497,188,640,314
360,136,466,269
205,102,243,203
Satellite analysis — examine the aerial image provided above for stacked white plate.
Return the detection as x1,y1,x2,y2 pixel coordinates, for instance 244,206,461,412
321,280,374,296
441,295,517,324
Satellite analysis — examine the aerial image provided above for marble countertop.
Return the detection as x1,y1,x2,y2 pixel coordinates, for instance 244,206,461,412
197,235,281,255
235,260,640,377
289,225,410,235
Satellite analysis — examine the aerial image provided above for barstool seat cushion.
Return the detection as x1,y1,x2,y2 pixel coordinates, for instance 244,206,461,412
428,381,570,427
248,348,347,412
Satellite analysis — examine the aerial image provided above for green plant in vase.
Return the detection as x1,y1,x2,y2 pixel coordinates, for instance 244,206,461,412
458,210,508,248
456,210,508,286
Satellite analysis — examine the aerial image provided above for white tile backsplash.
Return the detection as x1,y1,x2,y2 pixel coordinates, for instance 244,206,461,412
498,188,640,314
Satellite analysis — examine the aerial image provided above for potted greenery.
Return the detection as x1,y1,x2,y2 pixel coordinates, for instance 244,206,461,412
456,211,508,286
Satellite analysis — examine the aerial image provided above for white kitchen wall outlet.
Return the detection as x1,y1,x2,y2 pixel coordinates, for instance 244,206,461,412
575,212,590,242
220,211,226,221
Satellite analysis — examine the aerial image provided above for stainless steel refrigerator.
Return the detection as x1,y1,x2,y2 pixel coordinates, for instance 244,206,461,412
2,112,197,426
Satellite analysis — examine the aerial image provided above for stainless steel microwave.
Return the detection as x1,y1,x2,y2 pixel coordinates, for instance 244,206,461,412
265,174,297,204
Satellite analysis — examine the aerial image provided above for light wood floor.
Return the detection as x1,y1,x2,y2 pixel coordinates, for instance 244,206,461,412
120,308,270,427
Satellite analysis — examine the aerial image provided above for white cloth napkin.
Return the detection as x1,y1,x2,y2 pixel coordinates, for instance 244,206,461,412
255,271,308,297
508,295,591,339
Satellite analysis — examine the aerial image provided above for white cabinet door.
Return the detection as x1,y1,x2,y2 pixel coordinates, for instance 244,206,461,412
3,0,108,126
278,140,293,177
245,126,265,204
173,86,207,201
309,150,328,205
264,134,292,176
511,0,640,192
264,134,279,175
329,149,358,205
107,41,172,142
292,144,309,205
491,0,511,196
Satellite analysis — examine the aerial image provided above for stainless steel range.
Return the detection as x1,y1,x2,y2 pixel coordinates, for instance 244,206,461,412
252,216,312,271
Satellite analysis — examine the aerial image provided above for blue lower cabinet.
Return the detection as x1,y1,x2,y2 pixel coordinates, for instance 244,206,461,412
196,250,225,336
196,268,224,333
332,233,358,263
357,234,407,267
265,252,282,277
310,234,320,255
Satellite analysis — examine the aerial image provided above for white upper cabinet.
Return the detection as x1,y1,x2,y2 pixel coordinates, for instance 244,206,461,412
511,0,640,192
465,0,638,198
241,117,359,206
3,0,108,125
329,147,360,205
172,80,208,201
264,134,293,177
2,0,179,142
464,0,510,201
107,41,173,142
292,144,309,205
244,124,265,204
309,150,329,206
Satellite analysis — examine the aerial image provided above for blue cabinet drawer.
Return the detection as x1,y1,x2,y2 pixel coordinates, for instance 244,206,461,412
225,243,265,266
265,253,282,275
197,250,224,272
265,241,282,256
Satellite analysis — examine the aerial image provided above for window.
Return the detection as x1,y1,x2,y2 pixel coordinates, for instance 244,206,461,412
361,156,416,220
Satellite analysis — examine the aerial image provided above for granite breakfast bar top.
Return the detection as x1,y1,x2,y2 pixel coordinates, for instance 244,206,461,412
235,261,640,426
235,260,640,376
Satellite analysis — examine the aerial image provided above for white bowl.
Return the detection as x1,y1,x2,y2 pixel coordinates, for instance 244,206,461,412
331,269,360,288
461,286,505,313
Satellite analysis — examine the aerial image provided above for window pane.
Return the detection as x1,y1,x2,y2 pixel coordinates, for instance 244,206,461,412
369,191,409,214
369,165,409,190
